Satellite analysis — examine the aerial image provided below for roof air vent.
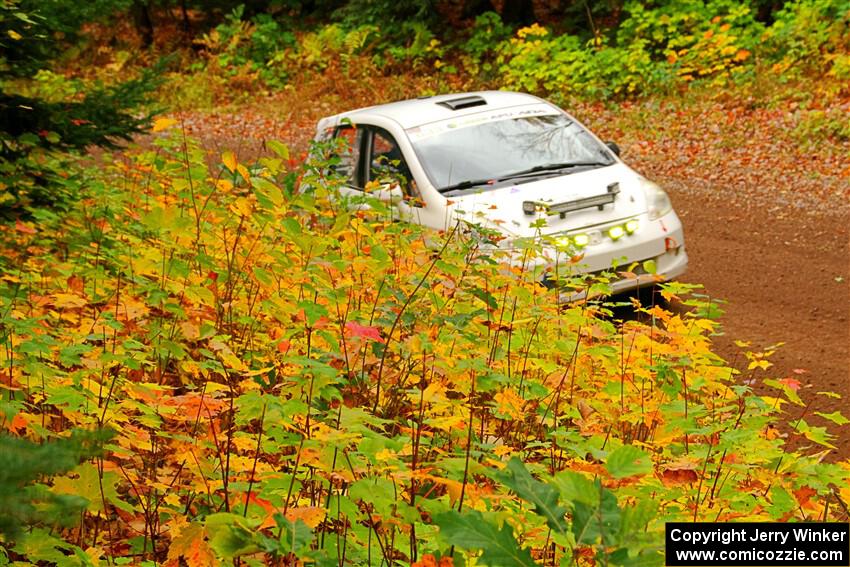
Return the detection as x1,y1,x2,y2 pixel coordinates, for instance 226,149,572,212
437,95,487,111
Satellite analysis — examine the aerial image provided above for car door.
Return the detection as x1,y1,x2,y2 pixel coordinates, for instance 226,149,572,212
330,124,367,200
331,124,423,222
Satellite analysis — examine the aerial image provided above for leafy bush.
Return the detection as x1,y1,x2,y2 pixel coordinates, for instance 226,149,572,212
460,11,514,79
496,25,597,97
377,21,443,70
295,23,379,72
495,25,667,99
198,5,297,88
763,0,850,76
616,0,762,84
1,130,847,564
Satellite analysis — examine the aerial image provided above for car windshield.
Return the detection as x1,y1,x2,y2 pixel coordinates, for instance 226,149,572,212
408,113,615,193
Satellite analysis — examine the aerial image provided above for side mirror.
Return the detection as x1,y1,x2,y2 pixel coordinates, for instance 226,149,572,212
606,141,621,157
376,185,404,204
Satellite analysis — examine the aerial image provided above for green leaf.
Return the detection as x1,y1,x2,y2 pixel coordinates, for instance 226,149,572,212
552,470,597,507
496,457,568,534
814,411,849,425
252,176,284,207
796,419,836,449
205,513,259,559
297,301,328,327
767,486,796,519
51,463,134,514
276,517,312,556
434,509,535,567
266,140,290,160
572,483,621,546
605,445,652,479
764,378,804,406
608,546,665,567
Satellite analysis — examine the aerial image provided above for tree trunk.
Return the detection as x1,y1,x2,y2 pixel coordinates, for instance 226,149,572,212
180,0,190,32
462,0,497,19
133,0,154,48
501,0,535,25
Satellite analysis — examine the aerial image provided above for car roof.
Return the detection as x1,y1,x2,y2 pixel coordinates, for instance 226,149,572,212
329,90,552,130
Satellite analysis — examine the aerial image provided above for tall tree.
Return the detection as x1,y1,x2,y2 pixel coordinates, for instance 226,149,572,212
0,0,159,210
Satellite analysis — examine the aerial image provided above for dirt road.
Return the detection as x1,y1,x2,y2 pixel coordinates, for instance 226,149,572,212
608,98,850,459
673,185,848,455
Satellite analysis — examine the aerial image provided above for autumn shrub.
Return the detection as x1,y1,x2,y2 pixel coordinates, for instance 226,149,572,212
196,5,297,88
494,24,667,99
458,11,514,80
0,128,848,565
762,0,850,78
293,23,380,73
495,25,597,98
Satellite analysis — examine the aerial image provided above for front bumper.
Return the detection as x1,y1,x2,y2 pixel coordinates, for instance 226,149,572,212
525,210,688,302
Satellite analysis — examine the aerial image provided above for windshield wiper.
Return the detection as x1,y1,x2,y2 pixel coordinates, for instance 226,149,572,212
498,161,612,182
438,160,613,194
438,178,495,194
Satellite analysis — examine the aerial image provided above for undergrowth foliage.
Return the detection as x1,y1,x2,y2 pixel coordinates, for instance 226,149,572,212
0,130,848,566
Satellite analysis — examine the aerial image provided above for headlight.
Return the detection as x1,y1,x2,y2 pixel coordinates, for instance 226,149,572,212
573,233,589,247
642,180,672,221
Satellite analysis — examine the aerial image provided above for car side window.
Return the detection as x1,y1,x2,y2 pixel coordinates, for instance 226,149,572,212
367,127,422,206
331,125,364,188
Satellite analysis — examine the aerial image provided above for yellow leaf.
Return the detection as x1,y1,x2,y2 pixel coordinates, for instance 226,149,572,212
7,29,22,40
52,293,87,309
748,359,772,371
222,151,237,172
493,388,524,420
375,448,398,461
236,164,252,184
153,117,177,133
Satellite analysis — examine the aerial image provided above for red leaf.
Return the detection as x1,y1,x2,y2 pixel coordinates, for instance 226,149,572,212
345,321,383,343
778,377,802,391
15,219,36,234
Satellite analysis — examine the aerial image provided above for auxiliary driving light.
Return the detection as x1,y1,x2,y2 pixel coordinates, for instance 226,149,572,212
553,235,571,248
625,219,639,234
608,226,625,240
573,233,589,247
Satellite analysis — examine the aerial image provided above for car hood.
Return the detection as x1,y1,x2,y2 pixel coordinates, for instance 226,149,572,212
448,163,646,237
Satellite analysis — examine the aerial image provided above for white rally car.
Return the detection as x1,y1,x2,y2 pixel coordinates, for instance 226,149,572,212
314,91,687,297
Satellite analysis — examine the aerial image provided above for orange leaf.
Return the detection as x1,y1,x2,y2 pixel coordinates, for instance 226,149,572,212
165,522,219,567
661,468,698,485
285,506,326,529
734,49,751,62
7,412,29,433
